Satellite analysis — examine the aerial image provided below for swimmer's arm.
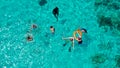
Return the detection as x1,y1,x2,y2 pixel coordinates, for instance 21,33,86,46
77,32,82,38
62,37,74,40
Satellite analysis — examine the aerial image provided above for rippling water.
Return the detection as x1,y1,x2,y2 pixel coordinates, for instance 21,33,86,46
0,0,120,68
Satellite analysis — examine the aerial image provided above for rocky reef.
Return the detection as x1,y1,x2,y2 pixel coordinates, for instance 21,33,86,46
39,0,47,6
115,55,120,67
94,0,120,34
91,53,106,64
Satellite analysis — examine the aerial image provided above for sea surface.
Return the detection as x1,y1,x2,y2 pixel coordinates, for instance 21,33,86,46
0,0,120,68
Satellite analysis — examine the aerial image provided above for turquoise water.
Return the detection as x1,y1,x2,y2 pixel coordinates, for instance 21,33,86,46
0,0,120,68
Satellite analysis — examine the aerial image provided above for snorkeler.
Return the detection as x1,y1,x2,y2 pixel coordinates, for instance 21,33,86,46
31,24,37,29
26,34,33,41
62,37,74,47
31,24,37,30
62,28,87,51
52,7,59,21
50,26,55,34
73,28,87,44
62,37,75,52
26,31,33,41
29,24,38,33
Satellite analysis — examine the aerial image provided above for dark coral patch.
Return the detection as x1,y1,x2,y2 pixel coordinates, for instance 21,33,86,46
94,1,102,7
97,15,113,27
102,0,111,6
91,53,106,64
117,24,120,31
97,41,112,50
94,0,111,7
94,0,120,10
39,0,47,6
108,2,120,10
115,55,120,67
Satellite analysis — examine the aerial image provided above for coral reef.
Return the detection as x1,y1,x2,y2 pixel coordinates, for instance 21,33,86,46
97,41,112,50
115,55,120,67
94,0,120,35
94,0,120,10
97,15,113,27
107,2,120,10
39,0,47,6
94,0,111,8
117,24,120,31
91,53,106,64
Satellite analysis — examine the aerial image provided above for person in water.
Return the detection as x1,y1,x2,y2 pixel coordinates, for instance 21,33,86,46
62,37,74,47
31,24,37,29
26,34,33,41
62,37,75,52
29,24,38,32
62,28,87,52
26,31,33,41
31,24,37,30
74,28,87,44
50,26,55,34
52,7,59,21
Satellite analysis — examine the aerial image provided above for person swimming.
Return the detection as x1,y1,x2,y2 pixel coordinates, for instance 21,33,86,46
50,26,55,34
52,7,59,21
73,28,87,44
62,37,74,46
26,31,33,41
27,35,33,41
62,28,87,51
62,37,75,52
29,24,38,33
32,24,37,29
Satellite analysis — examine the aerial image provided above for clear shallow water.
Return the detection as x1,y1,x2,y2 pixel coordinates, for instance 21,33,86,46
0,0,120,68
